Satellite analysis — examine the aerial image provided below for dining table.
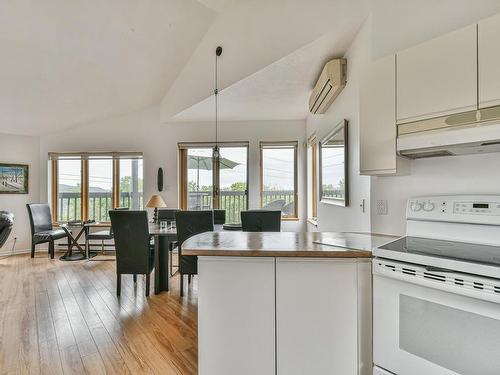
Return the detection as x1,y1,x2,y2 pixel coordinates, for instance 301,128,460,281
149,223,225,295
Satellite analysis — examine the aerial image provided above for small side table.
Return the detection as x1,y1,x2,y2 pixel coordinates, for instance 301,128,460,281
59,223,97,261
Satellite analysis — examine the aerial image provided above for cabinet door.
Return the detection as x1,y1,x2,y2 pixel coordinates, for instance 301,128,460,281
479,13,500,108
276,258,358,375
198,257,275,375
360,55,398,175
397,25,477,123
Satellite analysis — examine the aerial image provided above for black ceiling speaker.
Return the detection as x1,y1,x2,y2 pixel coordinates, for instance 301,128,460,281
157,168,163,192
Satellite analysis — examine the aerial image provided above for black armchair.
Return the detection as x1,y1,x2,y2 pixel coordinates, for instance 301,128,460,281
0,211,14,248
26,204,68,259
241,210,282,232
175,210,214,296
109,210,154,296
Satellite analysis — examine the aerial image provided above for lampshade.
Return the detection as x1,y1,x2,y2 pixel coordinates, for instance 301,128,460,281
146,195,167,208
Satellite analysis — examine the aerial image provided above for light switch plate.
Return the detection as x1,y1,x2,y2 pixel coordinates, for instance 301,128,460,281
377,200,388,215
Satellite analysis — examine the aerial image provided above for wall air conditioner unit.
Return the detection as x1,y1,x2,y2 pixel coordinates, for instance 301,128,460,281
309,58,347,114
397,106,500,159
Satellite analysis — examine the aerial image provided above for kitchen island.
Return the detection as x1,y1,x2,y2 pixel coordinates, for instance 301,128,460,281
182,231,394,375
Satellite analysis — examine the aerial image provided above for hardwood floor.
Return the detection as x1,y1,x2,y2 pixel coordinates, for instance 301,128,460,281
0,253,198,375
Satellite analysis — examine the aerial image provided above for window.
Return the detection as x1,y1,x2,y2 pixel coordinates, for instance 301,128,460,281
260,141,298,219
119,158,144,210
307,134,318,223
49,152,143,223
56,157,82,222
178,142,249,224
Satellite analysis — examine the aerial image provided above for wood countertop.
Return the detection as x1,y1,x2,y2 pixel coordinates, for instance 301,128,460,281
181,231,397,258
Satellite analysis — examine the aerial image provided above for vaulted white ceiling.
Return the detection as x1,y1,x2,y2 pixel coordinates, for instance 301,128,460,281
160,0,370,122
172,28,363,122
0,0,214,135
3,0,500,136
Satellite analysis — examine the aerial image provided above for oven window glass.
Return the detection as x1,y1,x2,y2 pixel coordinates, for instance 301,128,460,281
399,294,500,374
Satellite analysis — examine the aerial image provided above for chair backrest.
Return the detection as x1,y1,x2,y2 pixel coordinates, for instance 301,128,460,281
158,208,181,222
0,211,14,248
175,210,214,249
108,207,128,235
26,204,53,235
109,210,151,274
241,210,281,232
262,199,286,211
213,209,226,225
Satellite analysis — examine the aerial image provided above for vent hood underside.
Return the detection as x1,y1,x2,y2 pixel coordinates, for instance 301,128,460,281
397,106,500,159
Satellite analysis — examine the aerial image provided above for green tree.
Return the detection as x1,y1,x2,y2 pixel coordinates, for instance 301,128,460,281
228,182,246,191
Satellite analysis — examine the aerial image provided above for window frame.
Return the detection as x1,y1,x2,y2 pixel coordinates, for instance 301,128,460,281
259,141,299,220
307,134,318,225
178,142,250,216
49,152,143,224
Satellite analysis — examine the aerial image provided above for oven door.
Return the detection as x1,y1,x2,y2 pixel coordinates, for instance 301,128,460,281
373,258,500,375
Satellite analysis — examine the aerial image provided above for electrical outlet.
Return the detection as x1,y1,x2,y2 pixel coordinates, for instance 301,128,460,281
377,200,388,215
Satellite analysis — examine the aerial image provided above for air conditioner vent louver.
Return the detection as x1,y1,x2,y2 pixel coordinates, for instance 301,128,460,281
375,259,500,300
309,59,346,114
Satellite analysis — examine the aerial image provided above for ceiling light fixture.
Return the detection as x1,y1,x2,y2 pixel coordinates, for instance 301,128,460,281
213,46,223,159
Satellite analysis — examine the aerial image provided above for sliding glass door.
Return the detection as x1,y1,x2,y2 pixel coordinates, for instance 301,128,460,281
179,143,248,223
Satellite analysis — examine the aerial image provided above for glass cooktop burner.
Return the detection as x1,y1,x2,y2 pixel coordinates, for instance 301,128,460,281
379,236,500,267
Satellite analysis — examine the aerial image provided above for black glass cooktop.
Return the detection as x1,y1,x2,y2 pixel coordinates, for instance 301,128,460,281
379,236,500,267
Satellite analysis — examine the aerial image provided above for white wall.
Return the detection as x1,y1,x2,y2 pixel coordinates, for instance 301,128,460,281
0,133,40,253
305,20,371,233
40,107,307,231
371,153,500,236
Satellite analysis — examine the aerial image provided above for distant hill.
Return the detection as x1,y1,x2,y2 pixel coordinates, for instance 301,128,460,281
58,184,110,193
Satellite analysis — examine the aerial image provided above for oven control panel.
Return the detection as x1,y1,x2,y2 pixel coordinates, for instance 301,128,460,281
407,195,500,225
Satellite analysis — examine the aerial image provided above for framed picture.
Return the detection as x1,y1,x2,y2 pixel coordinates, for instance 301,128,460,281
0,163,29,194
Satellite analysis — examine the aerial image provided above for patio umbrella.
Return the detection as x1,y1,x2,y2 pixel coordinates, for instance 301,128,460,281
188,155,239,191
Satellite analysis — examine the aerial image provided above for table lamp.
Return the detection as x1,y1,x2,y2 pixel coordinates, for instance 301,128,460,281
146,194,167,223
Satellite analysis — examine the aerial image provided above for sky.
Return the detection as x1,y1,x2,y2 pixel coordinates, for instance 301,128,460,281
58,158,142,191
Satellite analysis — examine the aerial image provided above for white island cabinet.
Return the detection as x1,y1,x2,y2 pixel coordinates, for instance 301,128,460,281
187,231,392,375
198,257,276,375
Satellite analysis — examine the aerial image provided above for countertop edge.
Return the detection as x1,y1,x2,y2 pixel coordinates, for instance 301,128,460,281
182,249,373,258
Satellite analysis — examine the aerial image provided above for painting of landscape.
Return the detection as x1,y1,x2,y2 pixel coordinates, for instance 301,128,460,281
0,163,29,194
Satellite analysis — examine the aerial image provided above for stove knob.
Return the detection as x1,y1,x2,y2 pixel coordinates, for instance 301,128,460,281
411,201,423,211
423,201,435,212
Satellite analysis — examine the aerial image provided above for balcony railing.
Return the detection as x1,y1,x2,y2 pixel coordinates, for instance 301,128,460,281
59,190,296,224
58,192,143,222
188,190,295,223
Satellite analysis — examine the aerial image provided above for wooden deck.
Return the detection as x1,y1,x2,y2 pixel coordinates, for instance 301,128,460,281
0,253,197,374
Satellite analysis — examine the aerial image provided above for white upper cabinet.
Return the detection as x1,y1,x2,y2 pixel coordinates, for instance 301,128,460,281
479,13,500,108
396,25,477,124
360,55,408,175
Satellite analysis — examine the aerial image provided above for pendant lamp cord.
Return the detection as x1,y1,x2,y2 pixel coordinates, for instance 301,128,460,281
214,46,222,152
215,50,219,148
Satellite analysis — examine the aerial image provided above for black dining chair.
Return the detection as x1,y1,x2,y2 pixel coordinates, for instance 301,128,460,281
213,209,226,225
158,208,181,276
26,203,69,259
158,208,181,223
109,210,154,296
240,210,282,232
85,207,129,258
175,210,214,296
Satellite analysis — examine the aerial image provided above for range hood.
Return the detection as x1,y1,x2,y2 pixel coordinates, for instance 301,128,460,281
397,106,500,159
